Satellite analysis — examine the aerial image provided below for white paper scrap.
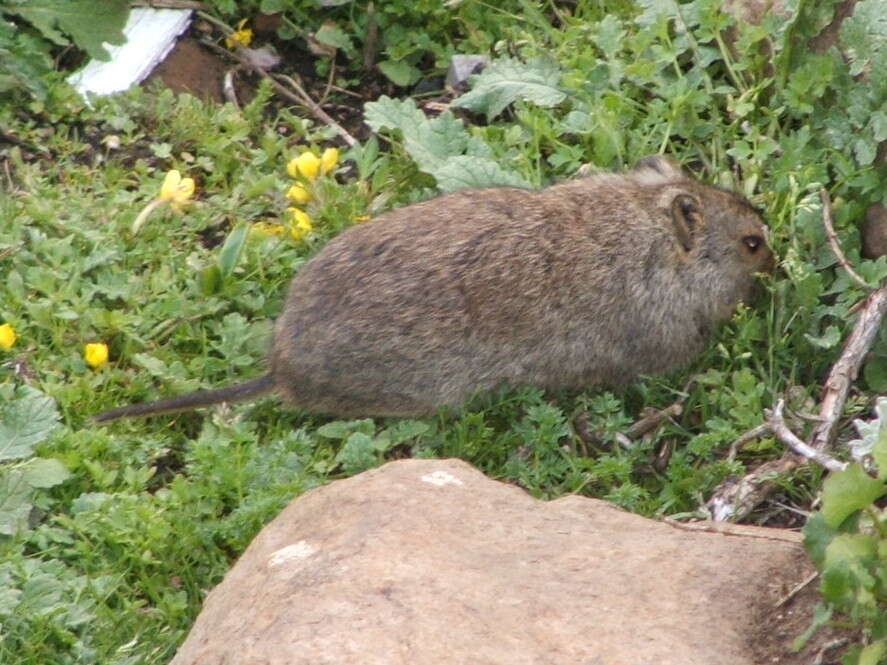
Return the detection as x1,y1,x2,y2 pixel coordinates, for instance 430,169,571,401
67,8,193,98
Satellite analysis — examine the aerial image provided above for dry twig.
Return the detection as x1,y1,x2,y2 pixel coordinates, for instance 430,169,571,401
726,422,772,461
774,570,818,608
810,284,887,451
768,400,846,472
200,38,358,146
820,189,871,291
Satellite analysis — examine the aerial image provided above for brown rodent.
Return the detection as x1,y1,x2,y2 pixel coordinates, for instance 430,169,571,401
95,156,773,422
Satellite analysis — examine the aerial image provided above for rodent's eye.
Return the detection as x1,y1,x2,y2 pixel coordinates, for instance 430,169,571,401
742,235,763,253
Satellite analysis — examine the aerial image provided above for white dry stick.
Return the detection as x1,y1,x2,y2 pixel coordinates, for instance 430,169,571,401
767,400,846,472
810,284,887,451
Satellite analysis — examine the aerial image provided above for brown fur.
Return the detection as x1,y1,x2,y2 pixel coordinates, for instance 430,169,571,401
96,156,773,422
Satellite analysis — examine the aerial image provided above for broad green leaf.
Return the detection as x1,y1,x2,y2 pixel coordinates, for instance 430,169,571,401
803,512,836,567
217,223,249,278
364,97,529,191
0,386,61,461
859,639,887,665
21,458,71,489
863,358,887,395
71,492,112,514
364,96,427,136
314,24,355,55
451,56,566,121
839,0,887,84
430,156,532,192
7,0,129,61
377,60,420,87
317,419,375,440
0,469,33,536
825,533,878,567
821,464,886,528
381,420,430,446
336,432,377,474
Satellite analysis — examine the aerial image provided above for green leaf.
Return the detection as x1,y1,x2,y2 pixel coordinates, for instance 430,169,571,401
804,325,841,349
21,458,71,489
6,0,129,61
336,432,377,474
451,56,566,121
821,463,886,528
380,420,430,446
217,223,249,278
803,512,837,567
316,419,375,440
0,386,61,461
377,60,420,87
199,264,221,296
839,0,887,85
864,358,887,394
314,24,355,56
858,639,887,665
0,469,32,536
825,533,878,567
431,156,531,192
364,97,530,191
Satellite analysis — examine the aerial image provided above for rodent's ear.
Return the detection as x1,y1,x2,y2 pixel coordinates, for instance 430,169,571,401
669,194,702,252
634,155,684,178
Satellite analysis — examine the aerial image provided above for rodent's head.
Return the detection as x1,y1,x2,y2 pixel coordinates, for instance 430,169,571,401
635,156,775,318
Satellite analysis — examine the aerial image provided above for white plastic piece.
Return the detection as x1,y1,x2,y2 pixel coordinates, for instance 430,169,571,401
67,8,193,99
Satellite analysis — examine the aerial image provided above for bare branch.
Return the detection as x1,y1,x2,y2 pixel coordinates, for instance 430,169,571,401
705,454,802,522
768,400,846,472
811,284,887,450
820,188,871,291
774,570,818,608
726,422,772,461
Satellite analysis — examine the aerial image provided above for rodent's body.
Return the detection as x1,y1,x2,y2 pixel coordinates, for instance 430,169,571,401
96,157,773,422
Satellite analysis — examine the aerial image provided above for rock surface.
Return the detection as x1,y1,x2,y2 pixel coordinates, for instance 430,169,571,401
171,458,824,665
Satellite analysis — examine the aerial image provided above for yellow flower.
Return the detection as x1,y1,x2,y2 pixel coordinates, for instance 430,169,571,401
84,342,109,369
225,19,253,48
0,323,16,350
288,152,321,181
286,183,312,204
320,147,339,175
288,208,313,240
131,169,197,234
159,169,195,210
250,221,286,237
353,214,371,223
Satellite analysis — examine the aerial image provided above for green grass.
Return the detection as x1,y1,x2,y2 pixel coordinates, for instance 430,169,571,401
2,0,887,662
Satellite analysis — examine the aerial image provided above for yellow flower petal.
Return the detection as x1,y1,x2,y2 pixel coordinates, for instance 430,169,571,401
287,208,313,240
225,21,253,49
159,170,181,200
353,214,371,223
292,152,320,181
286,183,312,204
84,342,109,369
320,147,339,175
159,170,195,209
0,323,16,350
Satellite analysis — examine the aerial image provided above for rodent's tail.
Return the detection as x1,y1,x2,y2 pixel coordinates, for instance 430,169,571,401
94,374,275,423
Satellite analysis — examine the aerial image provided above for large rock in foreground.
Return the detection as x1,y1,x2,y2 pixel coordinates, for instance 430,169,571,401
171,458,823,665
